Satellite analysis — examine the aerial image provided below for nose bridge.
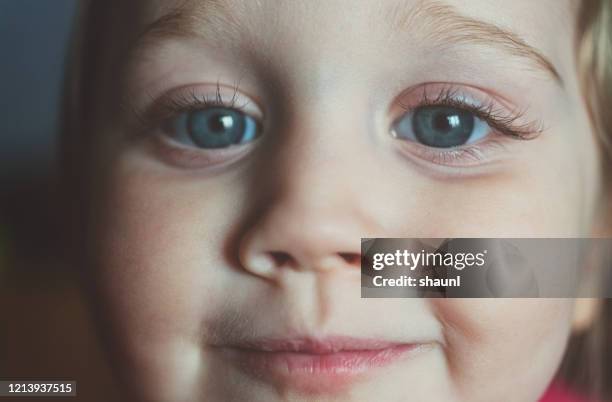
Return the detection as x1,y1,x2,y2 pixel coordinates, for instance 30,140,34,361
278,131,352,210
270,86,370,211
238,98,379,276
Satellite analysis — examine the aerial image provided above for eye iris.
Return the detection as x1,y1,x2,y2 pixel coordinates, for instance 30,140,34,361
413,106,475,148
188,107,247,148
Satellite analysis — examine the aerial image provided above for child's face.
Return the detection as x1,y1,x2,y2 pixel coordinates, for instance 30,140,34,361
92,0,601,401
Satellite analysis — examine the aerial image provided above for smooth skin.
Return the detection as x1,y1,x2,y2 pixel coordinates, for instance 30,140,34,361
90,0,603,401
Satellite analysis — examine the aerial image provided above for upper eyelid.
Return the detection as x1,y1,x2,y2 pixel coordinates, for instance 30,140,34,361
127,83,264,129
396,82,518,111
154,84,253,113
157,90,250,115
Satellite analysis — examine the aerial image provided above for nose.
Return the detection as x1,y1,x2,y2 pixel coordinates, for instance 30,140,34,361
238,116,383,279
239,203,367,278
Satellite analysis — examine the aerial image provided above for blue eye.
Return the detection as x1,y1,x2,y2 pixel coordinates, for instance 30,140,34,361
163,107,260,149
392,106,489,148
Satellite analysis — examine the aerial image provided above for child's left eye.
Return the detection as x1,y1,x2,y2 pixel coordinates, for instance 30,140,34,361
391,105,490,148
162,107,261,149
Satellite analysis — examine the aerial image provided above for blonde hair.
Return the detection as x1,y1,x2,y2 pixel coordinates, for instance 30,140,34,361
561,3,612,399
578,0,612,155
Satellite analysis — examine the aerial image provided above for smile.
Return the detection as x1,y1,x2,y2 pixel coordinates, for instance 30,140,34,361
216,336,430,395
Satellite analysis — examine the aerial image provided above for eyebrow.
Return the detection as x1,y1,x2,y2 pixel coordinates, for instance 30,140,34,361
130,0,244,52
385,0,563,85
131,0,563,86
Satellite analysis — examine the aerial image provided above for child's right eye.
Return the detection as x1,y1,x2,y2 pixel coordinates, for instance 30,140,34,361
161,106,261,149
128,83,267,168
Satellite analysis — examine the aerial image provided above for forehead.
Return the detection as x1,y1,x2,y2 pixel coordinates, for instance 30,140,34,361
131,0,574,85
141,0,574,45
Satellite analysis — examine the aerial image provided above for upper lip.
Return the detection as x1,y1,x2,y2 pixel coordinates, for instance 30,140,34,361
221,336,417,353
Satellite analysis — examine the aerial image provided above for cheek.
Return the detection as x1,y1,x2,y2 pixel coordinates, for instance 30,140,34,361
92,154,246,399
382,130,598,237
434,299,574,402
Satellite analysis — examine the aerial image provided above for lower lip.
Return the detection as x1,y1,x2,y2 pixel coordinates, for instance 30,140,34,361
222,342,420,394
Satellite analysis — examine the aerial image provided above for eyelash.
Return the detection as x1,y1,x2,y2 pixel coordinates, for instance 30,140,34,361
128,83,543,170
401,85,543,140
129,83,250,134
392,84,544,168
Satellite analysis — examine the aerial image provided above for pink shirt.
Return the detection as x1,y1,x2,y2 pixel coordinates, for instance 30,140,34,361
540,382,593,402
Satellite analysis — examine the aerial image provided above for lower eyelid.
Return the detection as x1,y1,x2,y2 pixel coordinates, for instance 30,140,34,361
393,136,511,168
391,143,518,181
147,132,259,169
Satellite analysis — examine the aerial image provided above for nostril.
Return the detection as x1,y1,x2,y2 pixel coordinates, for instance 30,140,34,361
338,252,362,266
269,251,293,267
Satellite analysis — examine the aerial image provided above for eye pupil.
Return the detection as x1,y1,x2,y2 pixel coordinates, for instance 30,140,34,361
433,113,460,132
208,113,235,134
412,106,475,148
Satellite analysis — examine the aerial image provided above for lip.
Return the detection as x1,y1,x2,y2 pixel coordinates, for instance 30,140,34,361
217,336,426,395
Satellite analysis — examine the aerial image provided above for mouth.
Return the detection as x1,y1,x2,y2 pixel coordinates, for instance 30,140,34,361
216,336,428,395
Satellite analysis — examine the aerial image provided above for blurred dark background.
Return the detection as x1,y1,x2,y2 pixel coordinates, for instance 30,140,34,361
1,0,73,177
1,0,73,265
0,1,119,400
